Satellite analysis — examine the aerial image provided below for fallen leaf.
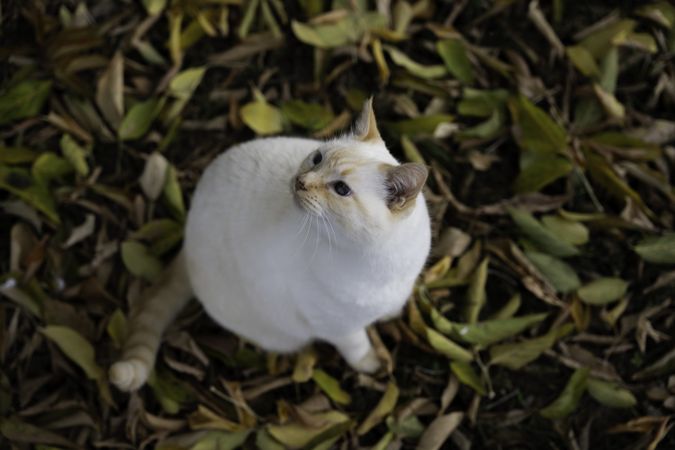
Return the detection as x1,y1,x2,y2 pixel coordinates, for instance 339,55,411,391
312,369,351,405
118,97,165,141
240,97,283,135
525,251,581,294
357,382,399,435
509,208,579,257
121,240,163,281
634,234,675,264
140,152,169,201
0,80,52,125
95,51,124,129
450,361,486,395
577,277,628,305
41,325,104,380
490,324,574,370
586,378,637,408
540,368,589,419
436,38,474,84
415,412,463,450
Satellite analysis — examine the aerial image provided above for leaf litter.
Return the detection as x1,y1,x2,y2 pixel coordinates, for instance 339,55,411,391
1,1,675,449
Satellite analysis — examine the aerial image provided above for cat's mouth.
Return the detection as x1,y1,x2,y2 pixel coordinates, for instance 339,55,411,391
293,184,323,216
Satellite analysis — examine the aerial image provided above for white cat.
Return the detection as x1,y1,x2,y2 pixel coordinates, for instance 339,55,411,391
110,100,431,391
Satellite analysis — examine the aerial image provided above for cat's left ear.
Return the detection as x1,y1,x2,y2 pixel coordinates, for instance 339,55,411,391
354,97,382,143
383,163,428,212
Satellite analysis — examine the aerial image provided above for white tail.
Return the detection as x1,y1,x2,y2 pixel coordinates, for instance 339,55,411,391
109,251,192,391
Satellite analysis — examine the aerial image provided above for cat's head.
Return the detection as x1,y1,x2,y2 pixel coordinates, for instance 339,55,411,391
292,99,428,243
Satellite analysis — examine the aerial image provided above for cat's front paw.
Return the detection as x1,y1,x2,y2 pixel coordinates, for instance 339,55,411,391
348,347,381,373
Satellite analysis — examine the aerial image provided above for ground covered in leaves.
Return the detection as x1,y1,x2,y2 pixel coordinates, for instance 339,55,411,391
1,0,675,449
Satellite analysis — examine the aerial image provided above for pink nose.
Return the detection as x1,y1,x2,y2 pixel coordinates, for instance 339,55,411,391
295,176,306,191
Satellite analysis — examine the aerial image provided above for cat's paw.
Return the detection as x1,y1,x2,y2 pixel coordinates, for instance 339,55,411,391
109,359,149,392
349,348,381,373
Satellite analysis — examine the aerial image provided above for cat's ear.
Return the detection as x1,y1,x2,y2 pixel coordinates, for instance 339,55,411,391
383,163,428,212
354,97,382,143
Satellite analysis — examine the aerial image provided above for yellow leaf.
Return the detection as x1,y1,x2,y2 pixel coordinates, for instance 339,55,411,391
357,382,399,435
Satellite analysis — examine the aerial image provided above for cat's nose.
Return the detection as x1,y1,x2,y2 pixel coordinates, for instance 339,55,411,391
294,175,306,191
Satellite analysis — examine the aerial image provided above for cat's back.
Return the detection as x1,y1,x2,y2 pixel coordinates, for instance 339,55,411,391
197,137,319,192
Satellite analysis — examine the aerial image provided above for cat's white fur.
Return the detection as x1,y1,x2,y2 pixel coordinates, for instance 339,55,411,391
109,101,430,391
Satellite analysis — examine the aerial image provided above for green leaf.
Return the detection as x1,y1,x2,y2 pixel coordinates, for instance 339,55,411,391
385,114,454,136
585,152,647,211
147,368,195,414
508,208,579,257
465,258,488,323
400,135,426,164
457,109,505,140
565,46,600,78
450,361,486,395
240,98,283,135
0,165,59,223
508,95,567,155
0,80,52,125
586,378,636,408
636,2,675,28
357,382,399,435
384,45,448,79
312,369,351,405
142,0,167,15
458,88,509,117
281,100,334,131
118,97,164,141
190,431,251,450
436,313,548,347
41,325,104,379
634,234,675,264
291,12,386,49
267,410,351,449
541,215,589,246
121,240,163,281
540,368,589,419
163,165,186,220
59,134,89,177
436,39,474,84
32,153,73,185
256,429,287,450
490,324,573,370
169,67,207,100
577,278,628,305
0,146,37,164
490,293,521,320
578,19,636,58
426,328,473,362
514,152,573,193
525,251,581,294
599,47,619,93
593,83,625,120
106,309,127,350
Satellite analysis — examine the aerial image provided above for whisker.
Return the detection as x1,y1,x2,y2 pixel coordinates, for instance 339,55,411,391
310,216,320,262
325,213,337,254
321,214,332,256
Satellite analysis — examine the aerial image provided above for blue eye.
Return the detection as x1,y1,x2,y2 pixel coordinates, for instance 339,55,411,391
332,181,351,196
312,151,322,165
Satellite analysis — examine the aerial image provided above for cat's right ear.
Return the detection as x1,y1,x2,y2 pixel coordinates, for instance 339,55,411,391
354,97,382,143
383,163,428,213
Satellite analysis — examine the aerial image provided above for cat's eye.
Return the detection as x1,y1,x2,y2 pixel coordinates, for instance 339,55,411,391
312,151,322,166
332,181,351,196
